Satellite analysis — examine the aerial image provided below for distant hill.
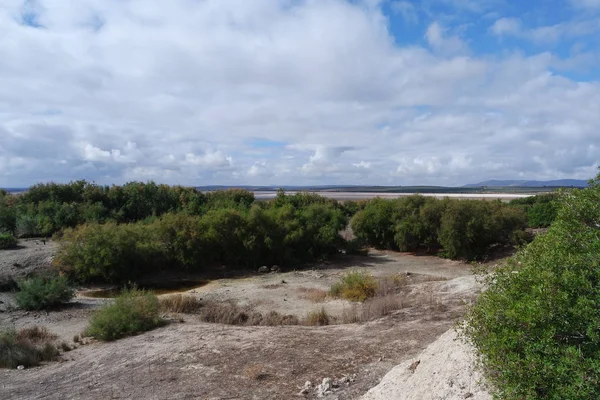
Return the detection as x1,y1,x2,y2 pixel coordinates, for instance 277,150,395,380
464,179,588,188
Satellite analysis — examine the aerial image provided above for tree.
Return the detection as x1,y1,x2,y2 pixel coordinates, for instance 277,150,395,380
464,175,600,399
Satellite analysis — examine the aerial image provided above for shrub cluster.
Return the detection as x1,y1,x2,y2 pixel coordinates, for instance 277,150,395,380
0,233,17,250
85,288,164,341
55,192,347,283
16,275,74,310
351,196,528,259
464,181,600,399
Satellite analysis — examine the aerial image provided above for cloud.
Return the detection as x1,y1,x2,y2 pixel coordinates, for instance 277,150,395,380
490,16,600,44
490,17,522,36
0,0,599,187
425,22,468,55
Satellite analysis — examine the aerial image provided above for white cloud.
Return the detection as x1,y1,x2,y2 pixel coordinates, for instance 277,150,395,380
490,16,600,44
490,17,522,36
425,22,468,55
0,0,598,187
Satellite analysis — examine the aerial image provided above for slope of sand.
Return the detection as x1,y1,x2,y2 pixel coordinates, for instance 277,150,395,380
362,329,492,400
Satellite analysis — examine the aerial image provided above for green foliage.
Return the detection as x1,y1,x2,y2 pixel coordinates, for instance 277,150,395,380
85,288,164,341
56,192,347,283
464,181,600,400
510,193,559,228
0,233,17,250
330,271,377,302
0,329,59,369
352,196,527,260
0,196,16,234
16,274,75,310
55,222,163,283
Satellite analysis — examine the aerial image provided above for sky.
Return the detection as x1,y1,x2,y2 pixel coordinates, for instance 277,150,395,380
1,0,599,187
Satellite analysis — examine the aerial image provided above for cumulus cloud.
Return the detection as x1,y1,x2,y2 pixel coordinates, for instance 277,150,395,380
0,0,598,187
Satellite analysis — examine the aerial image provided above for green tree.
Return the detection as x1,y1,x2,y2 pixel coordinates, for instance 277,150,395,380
464,177,600,399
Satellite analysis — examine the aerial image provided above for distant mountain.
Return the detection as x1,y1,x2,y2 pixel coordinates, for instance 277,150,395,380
464,179,588,188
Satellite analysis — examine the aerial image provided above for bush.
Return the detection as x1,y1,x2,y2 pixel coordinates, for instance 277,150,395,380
464,181,600,399
0,233,17,249
86,288,164,341
0,328,59,369
330,271,377,302
16,275,74,310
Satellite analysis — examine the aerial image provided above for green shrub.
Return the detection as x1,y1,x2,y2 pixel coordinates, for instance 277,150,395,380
0,233,17,249
330,271,377,302
464,181,600,399
0,328,59,369
85,288,164,341
16,275,74,310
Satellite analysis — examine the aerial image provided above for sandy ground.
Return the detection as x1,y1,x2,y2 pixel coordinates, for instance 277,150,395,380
1,246,489,400
362,329,491,400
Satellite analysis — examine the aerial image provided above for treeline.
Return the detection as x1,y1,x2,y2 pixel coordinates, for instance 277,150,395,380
351,196,529,259
0,180,562,284
0,181,257,237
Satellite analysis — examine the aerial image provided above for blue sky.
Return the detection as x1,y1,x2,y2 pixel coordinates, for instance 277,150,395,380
0,0,599,186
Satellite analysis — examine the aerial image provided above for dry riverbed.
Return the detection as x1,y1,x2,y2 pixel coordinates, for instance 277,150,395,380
1,242,487,399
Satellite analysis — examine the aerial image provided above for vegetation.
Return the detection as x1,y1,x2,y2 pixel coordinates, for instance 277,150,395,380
304,307,331,326
85,288,164,341
464,177,600,400
351,196,528,260
509,193,558,228
55,190,347,284
159,294,202,314
198,300,300,326
16,275,74,310
0,327,59,369
329,271,378,302
0,233,17,249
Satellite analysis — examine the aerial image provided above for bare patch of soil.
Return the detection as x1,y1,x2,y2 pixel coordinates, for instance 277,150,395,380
1,250,486,400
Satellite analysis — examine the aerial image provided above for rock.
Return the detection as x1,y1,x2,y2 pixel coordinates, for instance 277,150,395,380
316,377,333,397
271,265,280,272
258,266,269,273
17,365,25,370
299,381,312,395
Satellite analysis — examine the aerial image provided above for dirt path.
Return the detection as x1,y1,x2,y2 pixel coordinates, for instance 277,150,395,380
1,250,484,399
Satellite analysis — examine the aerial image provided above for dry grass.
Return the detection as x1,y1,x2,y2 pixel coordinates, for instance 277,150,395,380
303,307,330,326
297,287,328,303
262,284,283,289
1,327,59,369
199,301,299,326
159,294,202,314
16,326,57,344
340,294,406,324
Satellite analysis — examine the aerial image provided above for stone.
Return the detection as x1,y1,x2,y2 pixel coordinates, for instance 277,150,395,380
316,377,333,397
258,266,269,273
299,381,312,395
17,365,25,370
271,265,280,272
